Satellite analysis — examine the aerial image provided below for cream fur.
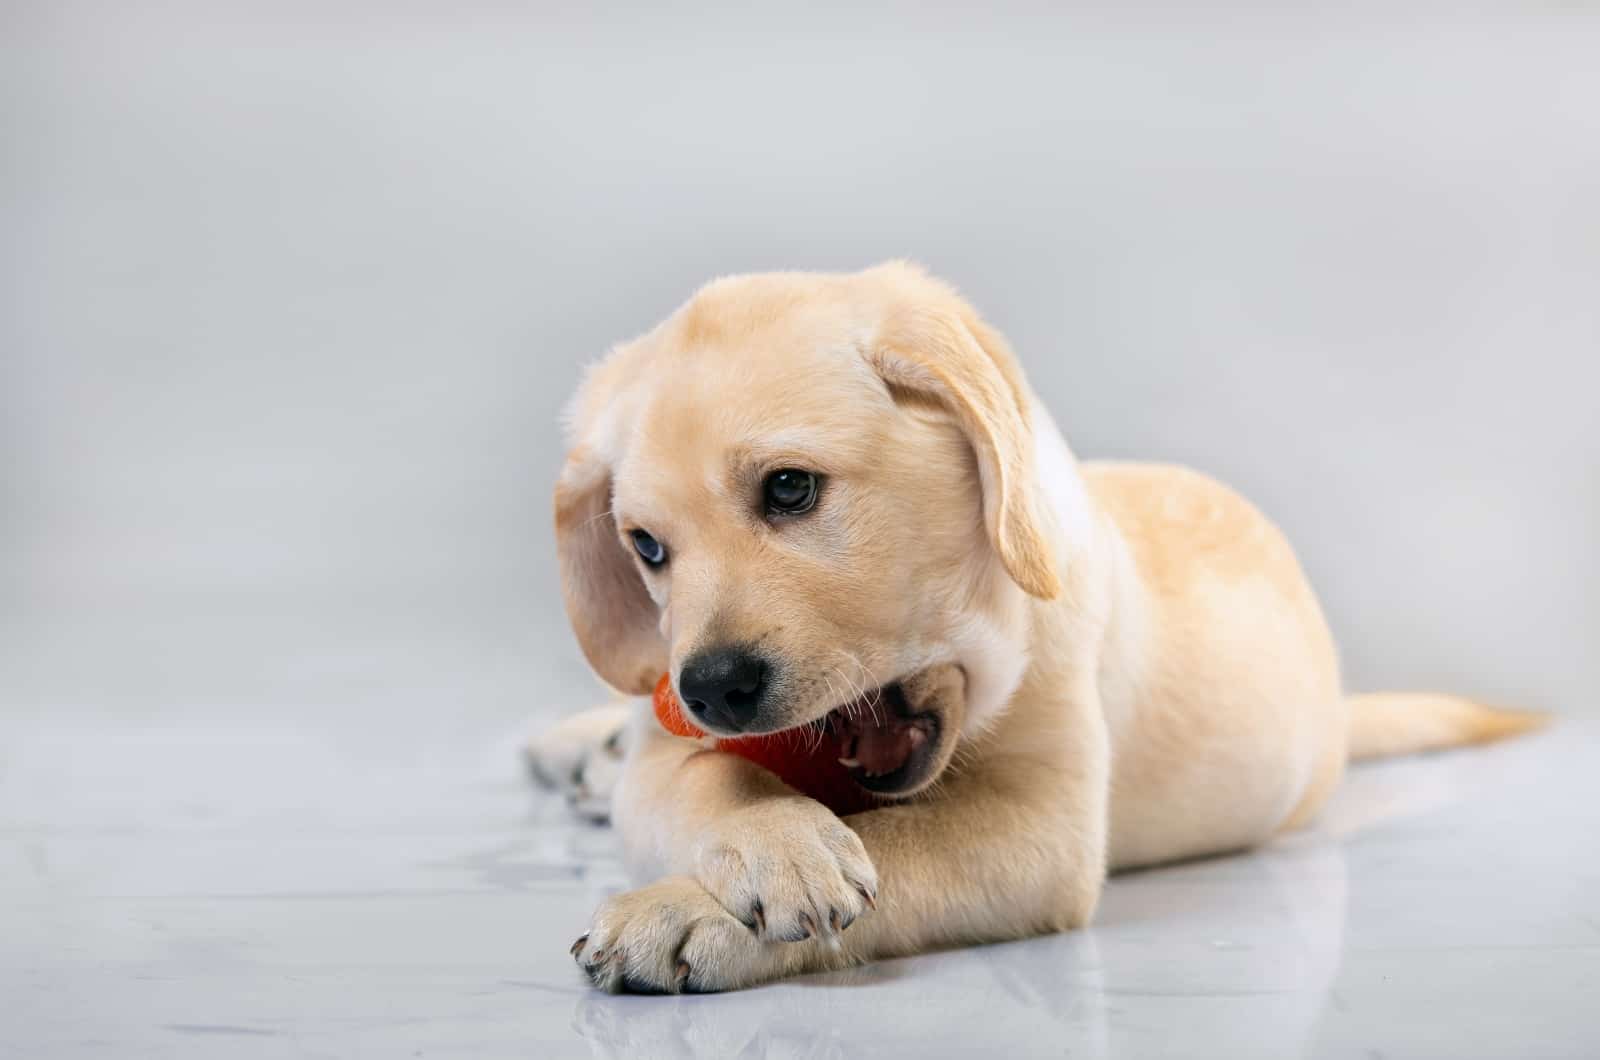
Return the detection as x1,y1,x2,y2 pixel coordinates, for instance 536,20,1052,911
536,262,1541,993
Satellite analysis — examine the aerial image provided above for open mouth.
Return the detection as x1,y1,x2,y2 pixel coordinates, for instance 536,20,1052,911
821,681,945,796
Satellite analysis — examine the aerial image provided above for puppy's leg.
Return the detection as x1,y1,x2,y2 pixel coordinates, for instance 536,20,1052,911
525,702,634,822
573,691,1109,992
614,721,881,944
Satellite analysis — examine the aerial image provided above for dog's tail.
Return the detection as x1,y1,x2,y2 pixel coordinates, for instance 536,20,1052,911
1346,692,1547,761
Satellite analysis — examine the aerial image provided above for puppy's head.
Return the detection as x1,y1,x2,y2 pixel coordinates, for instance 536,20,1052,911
555,263,1067,797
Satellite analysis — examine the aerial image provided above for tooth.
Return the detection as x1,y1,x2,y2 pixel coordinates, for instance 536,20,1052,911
837,757,860,768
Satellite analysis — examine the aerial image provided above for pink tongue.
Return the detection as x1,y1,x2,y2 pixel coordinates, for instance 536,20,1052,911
853,717,914,775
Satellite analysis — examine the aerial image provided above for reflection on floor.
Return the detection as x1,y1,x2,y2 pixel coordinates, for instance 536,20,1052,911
4,680,1596,1058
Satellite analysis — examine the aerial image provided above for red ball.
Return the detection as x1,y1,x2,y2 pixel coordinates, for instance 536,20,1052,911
652,674,879,816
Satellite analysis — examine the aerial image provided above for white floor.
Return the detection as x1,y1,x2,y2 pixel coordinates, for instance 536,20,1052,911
3,610,1597,1059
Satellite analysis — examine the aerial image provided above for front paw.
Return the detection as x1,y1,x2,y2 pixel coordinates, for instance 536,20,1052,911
524,704,631,822
571,876,780,994
692,797,879,944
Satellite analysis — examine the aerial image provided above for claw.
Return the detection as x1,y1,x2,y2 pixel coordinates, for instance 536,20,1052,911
856,883,878,911
749,898,766,935
570,933,589,959
673,959,691,992
798,911,817,939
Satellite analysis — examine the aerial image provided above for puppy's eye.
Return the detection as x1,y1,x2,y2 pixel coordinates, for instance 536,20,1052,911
763,469,819,514
630,529,667,567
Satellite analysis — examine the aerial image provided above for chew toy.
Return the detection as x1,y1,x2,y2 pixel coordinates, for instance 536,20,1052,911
652,673,881,816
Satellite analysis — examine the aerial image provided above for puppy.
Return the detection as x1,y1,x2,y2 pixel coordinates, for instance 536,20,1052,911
534,262,1541,993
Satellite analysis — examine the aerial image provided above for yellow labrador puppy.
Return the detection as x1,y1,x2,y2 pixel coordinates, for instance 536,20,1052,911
537,262,1539,994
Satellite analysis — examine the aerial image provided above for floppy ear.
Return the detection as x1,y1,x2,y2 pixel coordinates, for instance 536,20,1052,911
553,447,667,695
869,307,1063,600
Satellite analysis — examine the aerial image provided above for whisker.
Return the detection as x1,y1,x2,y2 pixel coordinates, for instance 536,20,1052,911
832,663,862,723
821,670,839,715
832,649,866,702
579,505,617,531
816,672,844,756
837,649,881,727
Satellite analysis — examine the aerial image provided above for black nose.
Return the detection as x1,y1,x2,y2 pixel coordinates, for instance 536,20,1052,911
678,647,769,733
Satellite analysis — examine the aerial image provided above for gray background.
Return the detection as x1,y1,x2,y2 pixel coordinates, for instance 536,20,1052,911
5,1,1598,724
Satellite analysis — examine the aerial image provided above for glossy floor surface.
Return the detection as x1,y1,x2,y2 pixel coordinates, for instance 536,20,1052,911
3,615,1597,1059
